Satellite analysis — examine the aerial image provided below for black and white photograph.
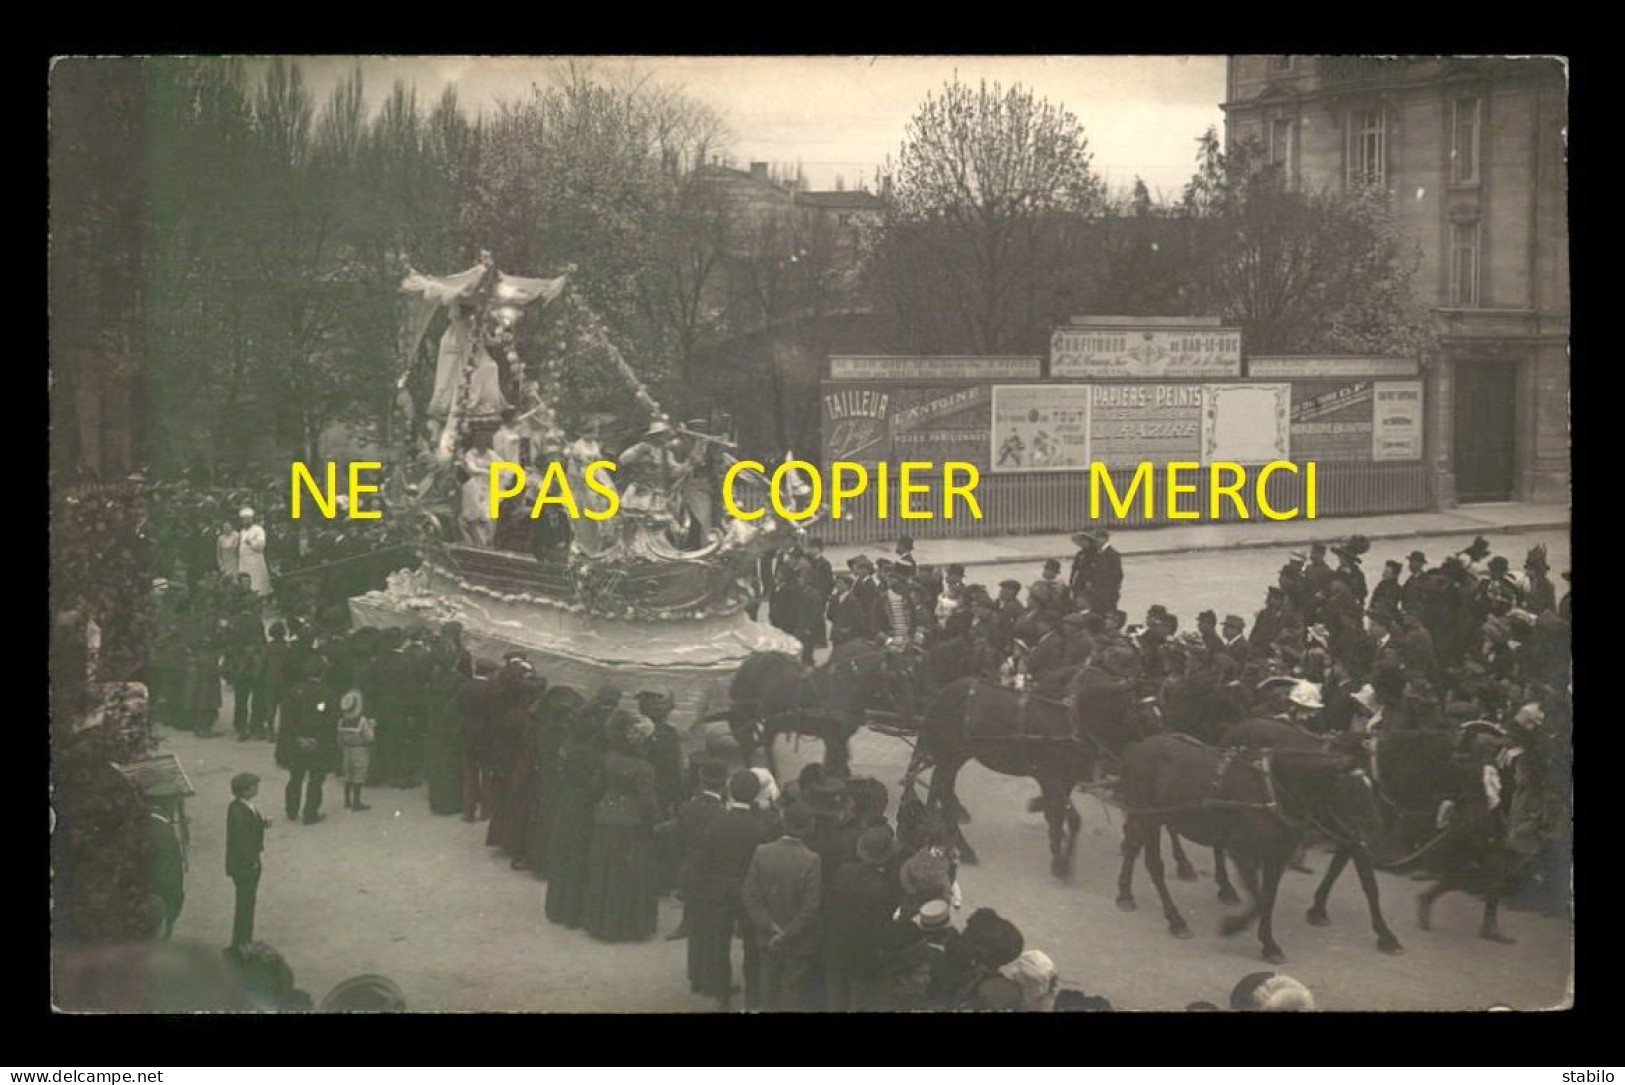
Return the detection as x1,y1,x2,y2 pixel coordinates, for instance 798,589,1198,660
48,54,1570,1015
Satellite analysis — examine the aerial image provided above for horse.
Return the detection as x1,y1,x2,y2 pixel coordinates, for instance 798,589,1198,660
1113,732,1389,963
726,640,909,777
1216,718,1406,955
1360,727,1523,944
904,675,1163,877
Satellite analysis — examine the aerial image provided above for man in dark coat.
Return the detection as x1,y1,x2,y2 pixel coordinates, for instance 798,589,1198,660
225,772,268,948
801,537,835,653
457,661,498,821
672,759,728,952
1371,559,1404,617
741,803,823,1012
1218,614,1251,671
1249,586,1298,656
1401,550,1430,615
823,825,902,1011
1303,542,1334,619
639,689,688,899
275,657,337,824
1067,532,1096,601
689,770,774,1009
828,573,867,647
1083,530,1124,614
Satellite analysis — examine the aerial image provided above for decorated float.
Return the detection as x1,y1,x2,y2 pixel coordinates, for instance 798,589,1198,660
347,253,804,740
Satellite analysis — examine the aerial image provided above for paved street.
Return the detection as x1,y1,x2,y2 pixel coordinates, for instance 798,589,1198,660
160,524,1570,1012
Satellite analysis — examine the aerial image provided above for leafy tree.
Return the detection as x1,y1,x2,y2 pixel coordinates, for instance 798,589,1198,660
1178,127,1437,357
872,78,1107,353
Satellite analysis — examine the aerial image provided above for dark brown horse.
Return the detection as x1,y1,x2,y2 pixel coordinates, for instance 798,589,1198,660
904,676,1163,877
1363,727,1522,944
1218,718,1405,955
726,641,908,776
1114,732,1389,963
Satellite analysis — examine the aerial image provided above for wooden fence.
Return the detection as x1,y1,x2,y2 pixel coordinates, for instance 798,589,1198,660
818,461,1434,546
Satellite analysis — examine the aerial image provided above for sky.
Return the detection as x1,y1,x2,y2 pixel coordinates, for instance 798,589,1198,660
270,56,1229,201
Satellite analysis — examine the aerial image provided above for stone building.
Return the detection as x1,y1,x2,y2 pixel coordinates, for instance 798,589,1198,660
1223,56,1568,504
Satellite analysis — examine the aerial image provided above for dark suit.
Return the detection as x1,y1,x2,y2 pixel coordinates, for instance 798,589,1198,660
691,807,773,1005
828,592,867,647
1086,545,1124,613
823,861,901,1010
225,799,266,946
741,835,822,1011
276,678,337,821
675,792,725,983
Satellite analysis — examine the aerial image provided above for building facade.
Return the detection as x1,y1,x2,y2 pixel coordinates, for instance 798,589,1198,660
1223,56,1568,505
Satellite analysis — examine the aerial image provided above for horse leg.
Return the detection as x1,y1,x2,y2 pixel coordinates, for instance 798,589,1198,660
824,716,852,776
1116,819,1145,911
1349,848,1405,954
1478,848,1517,944
1213,847,1240,905
1168,829,1199,882
929,756,978,866
1141,821,1192,938
1306,848,1352,926
1040,777,1071,879
1220,856,1262,937
1255,853,1288,964
1416,876,1455,931
1064,801,1082,866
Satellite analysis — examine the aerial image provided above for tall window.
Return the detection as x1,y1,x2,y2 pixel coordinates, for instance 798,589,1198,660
1346,109,1386,188
1269,117,1296,176
1452,97,1481,184
1451,221,1480,306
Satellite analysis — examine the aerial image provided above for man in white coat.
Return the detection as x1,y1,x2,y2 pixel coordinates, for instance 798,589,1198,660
236,508,272,597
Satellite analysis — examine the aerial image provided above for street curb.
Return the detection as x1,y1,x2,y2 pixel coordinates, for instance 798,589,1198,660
903,518,1572,570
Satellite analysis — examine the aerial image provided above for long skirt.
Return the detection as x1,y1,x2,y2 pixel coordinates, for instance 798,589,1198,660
493,769,537,859
687,894,738,998
423,724,464,816
581,823,658,942
544,790,597,928
524,776,553,875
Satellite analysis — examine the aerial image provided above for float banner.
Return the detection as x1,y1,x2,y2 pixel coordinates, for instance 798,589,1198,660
1250,355,1418,379
1051,326,1242,379
1089,384,1203,465
1372,380,1424,461
1201,384,1292,464
821,385,892,466
828,355,1041,381
990,385,1091,472
888,384,992,468
1290,381,1374,462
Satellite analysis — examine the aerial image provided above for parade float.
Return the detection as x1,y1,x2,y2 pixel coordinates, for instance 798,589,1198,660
347,253,804,738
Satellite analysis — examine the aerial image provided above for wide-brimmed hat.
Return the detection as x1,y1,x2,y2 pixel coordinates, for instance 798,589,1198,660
339,691,363,718
998,579,1022,592
1408,550,1427,563
916,899,952,930
1070,532,1095,548
1222,614,1245,629
319,974,406,1013
642,418,676,440
1288,681,1324,710
857,826,897,865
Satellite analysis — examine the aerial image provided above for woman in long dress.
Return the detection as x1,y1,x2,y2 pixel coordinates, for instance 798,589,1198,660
544,713,606,929
422,653,464,816
485,662,538,854
524,687,583,876
581,711,662,942
235,508,272,597
460,442,497,547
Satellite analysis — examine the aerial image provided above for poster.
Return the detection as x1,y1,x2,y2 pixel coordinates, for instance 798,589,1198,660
990,385,1091,472
1051,326,1242,379
1089,384,1203,464
1372,380,1424,461
1201,384,1291,464
1250,356,1418,379
820,384,892,466
1290,381,1375,461
888,384,992,468
829,356,1040,381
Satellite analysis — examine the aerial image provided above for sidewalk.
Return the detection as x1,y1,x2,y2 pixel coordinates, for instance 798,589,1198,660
825,502,1570,570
